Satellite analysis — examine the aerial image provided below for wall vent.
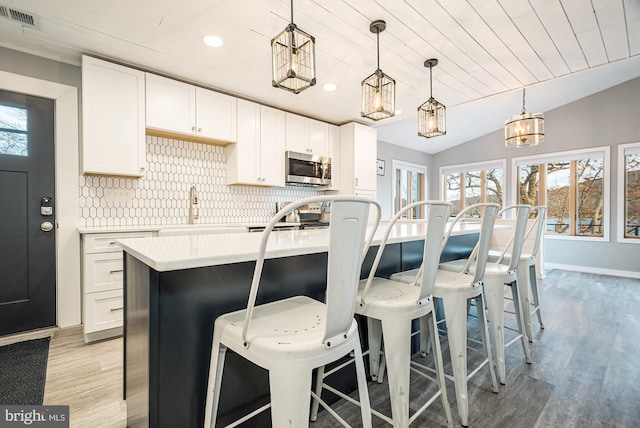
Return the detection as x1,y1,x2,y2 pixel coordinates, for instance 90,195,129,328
0,4,40,29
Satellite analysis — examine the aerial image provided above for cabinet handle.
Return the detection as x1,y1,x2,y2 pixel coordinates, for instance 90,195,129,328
109,241,117,246
110,307,124,312
198,127,202,133
355,178,359,186
191,126,196,131
110,269,124,273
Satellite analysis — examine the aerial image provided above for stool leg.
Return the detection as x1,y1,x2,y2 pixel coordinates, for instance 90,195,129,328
441,294,470,426
427,312,452,426
381,317,412,428
309,366,325,422
353,340,373,428
510,279,532,364
475,295,499,394
483,275,507,385
204,339,227,428
419,316,431,356
269,364,313,428
516,259,534,342
367,317,383,381
529,263,544,329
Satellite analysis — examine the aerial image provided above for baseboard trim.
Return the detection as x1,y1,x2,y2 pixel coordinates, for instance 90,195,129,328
545,263,640,279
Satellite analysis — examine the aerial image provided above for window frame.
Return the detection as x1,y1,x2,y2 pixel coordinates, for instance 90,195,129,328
439,158,506,213
617,142,640,244
391,159,427,219
512,146,610,242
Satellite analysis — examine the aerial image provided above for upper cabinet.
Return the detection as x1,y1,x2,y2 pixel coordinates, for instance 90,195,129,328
338,122,377,194
145,73,237,144
326,124,340,191
82,56,146,177
227,100,285,187
285,113,329,157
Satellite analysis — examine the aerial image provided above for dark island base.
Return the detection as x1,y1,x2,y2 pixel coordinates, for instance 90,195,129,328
124,234,478,428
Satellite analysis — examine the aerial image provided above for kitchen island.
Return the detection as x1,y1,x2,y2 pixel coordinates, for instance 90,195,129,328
119,222,483,428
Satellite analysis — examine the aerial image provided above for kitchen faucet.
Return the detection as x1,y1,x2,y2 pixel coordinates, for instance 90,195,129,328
188,185,199,224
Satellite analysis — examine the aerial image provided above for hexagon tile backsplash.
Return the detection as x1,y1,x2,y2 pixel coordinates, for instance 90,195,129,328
78,135,319,228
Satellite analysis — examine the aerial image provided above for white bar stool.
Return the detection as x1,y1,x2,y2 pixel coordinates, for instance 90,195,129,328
390,203,501,427
488,206,547,342
344,201,453,427
439,204,532,385
203,195,381,428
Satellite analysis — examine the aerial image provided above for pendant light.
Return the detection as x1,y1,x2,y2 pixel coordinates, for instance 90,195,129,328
271,0,316,94
361,20,396,121
417,58,446,138
504,88,544,148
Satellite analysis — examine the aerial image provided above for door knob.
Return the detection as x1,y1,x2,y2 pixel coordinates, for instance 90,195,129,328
41,221,54,232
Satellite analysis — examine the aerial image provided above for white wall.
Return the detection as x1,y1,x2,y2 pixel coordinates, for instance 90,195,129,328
376,141,433,219
431,76,640,277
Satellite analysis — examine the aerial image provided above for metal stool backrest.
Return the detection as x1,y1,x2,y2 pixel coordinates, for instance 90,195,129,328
360,201,452,306
529,206,547,259
241,195,381,349
494,205,532,271
442,203,501,283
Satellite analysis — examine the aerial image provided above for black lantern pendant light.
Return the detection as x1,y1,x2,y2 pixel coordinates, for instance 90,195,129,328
504,88,544,148
271,0,316,94
417,58,446,138
361,20,396,121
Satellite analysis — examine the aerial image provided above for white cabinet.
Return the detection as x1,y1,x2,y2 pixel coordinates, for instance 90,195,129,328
285,113,329,157
81,56,146,177
260,106,286,186
82,231,153,343
308,118,329,155
338,122,378,194
227,100,285,186
326,124,340,191
145,73,237,143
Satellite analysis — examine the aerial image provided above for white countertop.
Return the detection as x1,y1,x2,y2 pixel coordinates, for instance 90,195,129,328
118,221,486,272
78,222,300,234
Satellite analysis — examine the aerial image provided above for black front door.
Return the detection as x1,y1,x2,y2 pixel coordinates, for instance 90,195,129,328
0,89,56,336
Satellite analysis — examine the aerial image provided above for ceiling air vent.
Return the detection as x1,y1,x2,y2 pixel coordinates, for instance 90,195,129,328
0,4,40,29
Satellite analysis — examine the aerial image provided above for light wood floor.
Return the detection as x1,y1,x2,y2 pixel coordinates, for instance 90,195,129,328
4,269,639,427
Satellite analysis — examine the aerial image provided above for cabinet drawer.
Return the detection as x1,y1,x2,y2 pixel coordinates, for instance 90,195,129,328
84,290,124,334
84,232,153,254
84,252,123,293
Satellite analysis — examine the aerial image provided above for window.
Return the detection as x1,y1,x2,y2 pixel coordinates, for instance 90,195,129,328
514,147,610,240
392,160,426,219
440,160,505,216
618,143,640,242
0,104,28,156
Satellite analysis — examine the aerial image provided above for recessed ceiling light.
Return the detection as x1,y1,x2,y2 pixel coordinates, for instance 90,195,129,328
203,35,223,48
322,83,337,92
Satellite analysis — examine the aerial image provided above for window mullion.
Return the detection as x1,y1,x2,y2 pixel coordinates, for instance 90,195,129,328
569,160,577,236
460,172,466,209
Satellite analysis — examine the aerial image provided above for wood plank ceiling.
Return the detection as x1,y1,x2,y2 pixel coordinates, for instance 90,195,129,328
0,0,638,153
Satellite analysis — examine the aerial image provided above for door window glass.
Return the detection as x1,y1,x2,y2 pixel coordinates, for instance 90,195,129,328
393,161,426,219
0,104,28,156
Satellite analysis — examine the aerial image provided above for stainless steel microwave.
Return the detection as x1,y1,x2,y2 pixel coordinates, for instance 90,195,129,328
285,151,331,186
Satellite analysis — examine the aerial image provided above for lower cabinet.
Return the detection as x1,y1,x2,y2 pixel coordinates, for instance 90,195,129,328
82,231,153,342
